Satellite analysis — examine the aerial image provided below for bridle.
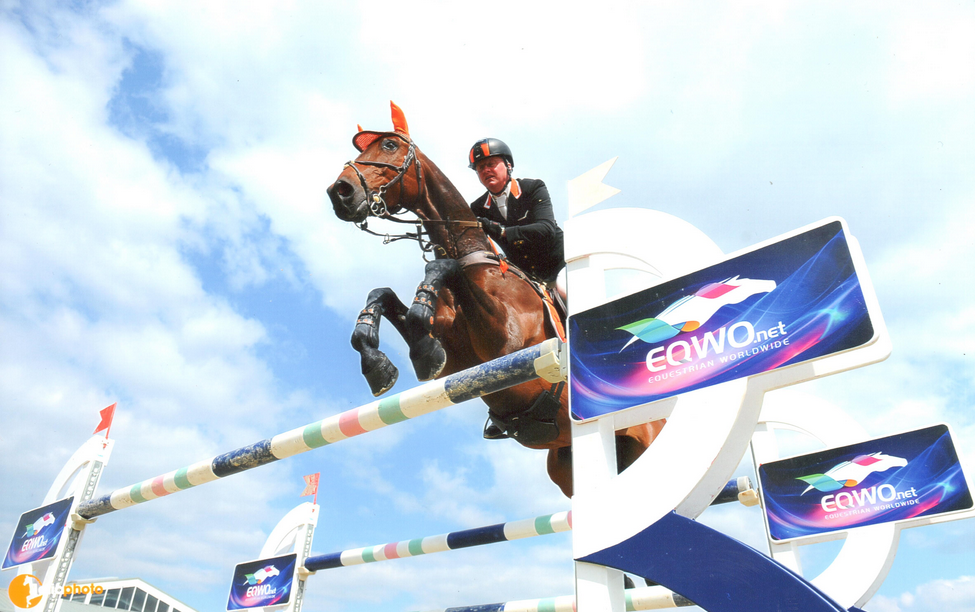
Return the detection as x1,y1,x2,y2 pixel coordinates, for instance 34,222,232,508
344,133,421,219
344,132,481,260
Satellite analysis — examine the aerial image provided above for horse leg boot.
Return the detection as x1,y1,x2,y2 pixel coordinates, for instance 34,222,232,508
405,259,456,381
351,288,408,396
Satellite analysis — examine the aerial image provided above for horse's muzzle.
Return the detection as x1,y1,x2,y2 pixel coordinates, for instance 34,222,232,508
327,178,369,223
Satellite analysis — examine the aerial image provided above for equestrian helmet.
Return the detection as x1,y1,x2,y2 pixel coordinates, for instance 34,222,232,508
469,138,514,170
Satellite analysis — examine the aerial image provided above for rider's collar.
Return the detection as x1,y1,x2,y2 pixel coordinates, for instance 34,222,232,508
489,179,520,199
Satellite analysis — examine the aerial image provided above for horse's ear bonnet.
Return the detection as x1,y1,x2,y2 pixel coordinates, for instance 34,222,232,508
353,131,384,152
389,101,409,135
352,101,411,152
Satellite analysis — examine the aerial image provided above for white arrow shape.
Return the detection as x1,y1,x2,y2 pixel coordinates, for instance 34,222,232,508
567,157,621,218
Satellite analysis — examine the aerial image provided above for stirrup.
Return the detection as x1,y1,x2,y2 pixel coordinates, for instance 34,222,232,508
483,417,508,440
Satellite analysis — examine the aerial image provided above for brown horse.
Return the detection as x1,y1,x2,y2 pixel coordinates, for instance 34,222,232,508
326,103,662,497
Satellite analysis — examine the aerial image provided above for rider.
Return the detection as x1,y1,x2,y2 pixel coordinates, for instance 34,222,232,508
469,138,566,440
468,138,565,286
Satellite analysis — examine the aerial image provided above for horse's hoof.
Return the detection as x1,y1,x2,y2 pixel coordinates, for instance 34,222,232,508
412,339,446,381
364,359,399,397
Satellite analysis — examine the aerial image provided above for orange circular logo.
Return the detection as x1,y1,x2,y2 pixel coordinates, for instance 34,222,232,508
7,574,43,609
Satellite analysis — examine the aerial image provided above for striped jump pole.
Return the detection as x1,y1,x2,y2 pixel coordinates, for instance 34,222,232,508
303,478,753,572
305,511,572,571
413,585,696,612
77,338,565,520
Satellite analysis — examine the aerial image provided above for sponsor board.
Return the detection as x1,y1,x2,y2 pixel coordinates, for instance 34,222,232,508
758,424,973,542
2,498,73,570
227,553,296,610
568,218,878,421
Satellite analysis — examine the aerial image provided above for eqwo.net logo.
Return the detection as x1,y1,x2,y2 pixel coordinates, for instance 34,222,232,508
797,452,907,494
21,513,55,538
243,564,279,586
616,276,776,351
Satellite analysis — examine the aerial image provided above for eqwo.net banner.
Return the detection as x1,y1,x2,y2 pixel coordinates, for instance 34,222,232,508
568,219,876,421
226,553,296,610
3,497,73,570
759,424,972,542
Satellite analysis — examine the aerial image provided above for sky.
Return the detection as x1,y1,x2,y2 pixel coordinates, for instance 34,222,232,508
1,1,973,611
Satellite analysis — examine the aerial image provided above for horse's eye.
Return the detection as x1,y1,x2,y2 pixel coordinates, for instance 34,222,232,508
382,139,398,152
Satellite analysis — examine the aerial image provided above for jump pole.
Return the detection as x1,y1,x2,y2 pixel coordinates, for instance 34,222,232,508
76,338,565,520
304,511,572,572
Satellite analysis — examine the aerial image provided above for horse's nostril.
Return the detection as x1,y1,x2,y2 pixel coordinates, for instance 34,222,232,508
335,179,354,198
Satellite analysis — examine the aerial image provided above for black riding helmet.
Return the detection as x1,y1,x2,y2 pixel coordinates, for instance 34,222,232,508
469,138,514,170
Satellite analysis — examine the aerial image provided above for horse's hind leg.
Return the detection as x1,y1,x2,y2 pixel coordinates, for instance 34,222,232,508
545,422,665,499
352,288,409,396
405,259,458,381
546,446,574,498
546,437,643,498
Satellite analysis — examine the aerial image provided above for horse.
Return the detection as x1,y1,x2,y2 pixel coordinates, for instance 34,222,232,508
326,102,663,497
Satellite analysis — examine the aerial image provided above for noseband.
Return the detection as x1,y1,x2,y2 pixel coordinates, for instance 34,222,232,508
344,134,421,218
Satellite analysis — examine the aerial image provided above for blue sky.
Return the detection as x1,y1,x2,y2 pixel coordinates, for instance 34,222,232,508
1,2,973,611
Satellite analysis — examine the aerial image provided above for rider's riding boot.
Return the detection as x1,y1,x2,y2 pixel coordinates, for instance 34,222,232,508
483,416,508,440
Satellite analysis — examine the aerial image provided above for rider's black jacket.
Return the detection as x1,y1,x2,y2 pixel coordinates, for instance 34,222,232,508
470,178,565,283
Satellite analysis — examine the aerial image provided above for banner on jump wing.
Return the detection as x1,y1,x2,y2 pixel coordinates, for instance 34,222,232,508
758,424,973,542
2,497,73,570
226,553,296,610
568,218,877,421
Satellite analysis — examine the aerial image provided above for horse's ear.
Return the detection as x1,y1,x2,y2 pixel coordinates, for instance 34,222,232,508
357,124,364,132
390,101,410,136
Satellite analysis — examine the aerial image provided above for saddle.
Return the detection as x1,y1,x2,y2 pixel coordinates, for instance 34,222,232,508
457,250,566,341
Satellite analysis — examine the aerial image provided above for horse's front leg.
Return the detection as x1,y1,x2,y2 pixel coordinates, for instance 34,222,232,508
405,259,460,381
352,287,410,396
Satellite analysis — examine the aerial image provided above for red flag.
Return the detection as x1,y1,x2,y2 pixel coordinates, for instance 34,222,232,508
93,403,117,437
301,473,320,504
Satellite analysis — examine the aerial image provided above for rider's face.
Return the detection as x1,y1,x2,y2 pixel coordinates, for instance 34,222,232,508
475,156,509,194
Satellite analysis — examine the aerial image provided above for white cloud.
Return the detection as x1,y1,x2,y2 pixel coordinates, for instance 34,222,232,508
871,575,975,612
0,7,320,603
886,11,975,105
